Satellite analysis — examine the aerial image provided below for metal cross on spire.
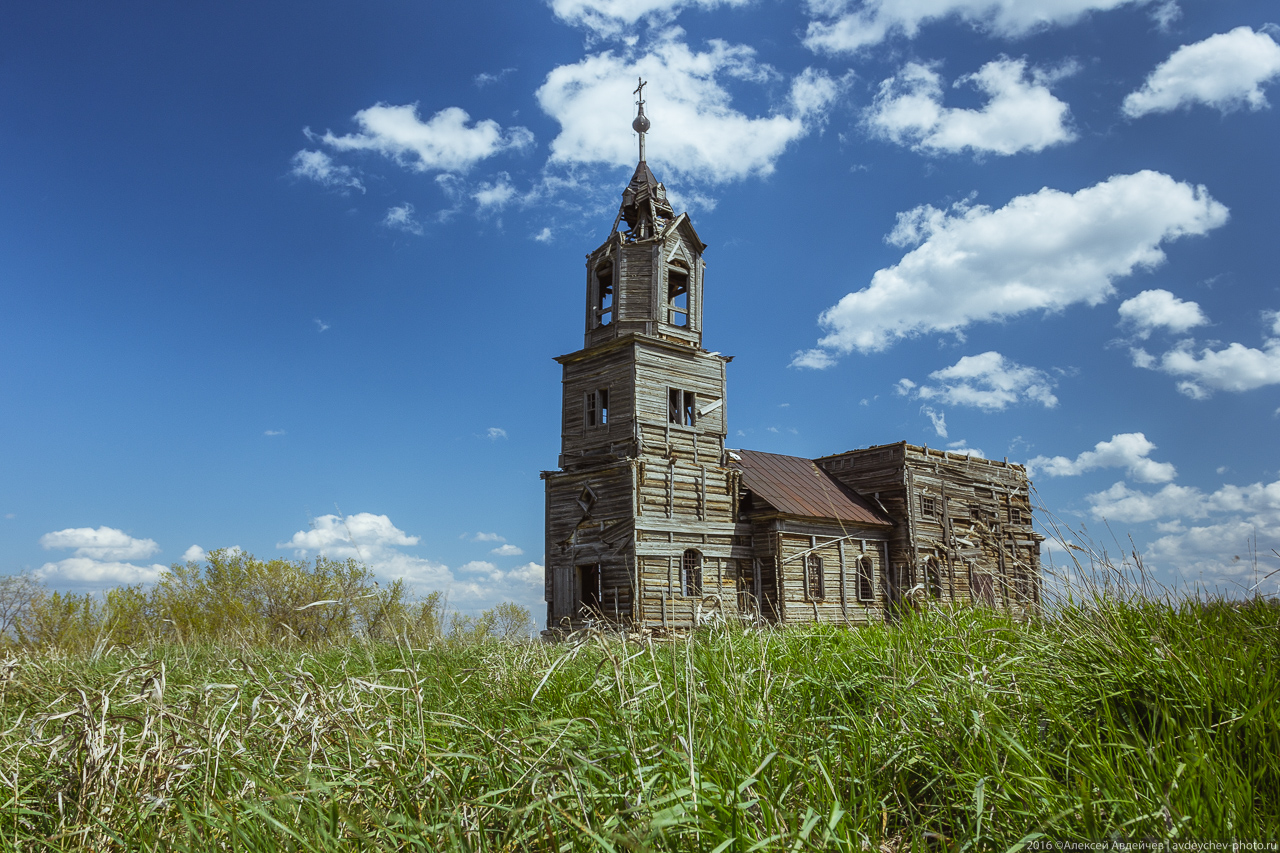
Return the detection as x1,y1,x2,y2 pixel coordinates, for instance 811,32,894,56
632,77,650,162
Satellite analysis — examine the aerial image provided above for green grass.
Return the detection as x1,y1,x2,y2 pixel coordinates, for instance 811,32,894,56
2,593,1278,850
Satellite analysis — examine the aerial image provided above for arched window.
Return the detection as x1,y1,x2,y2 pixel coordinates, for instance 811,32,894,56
682,549,702,597
857,555,874,602
806,554,824,600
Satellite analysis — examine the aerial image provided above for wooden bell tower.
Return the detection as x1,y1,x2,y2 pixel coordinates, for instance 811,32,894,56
542,80,741,633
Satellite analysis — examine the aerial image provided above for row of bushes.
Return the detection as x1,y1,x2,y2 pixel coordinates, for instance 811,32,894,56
0,550,535,651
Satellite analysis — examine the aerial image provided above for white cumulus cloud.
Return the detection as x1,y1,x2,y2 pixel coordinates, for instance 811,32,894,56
290,149,365,192
280,512,450,589
1085,480,1205,523
277,517,539,613
1088,476,1280,524
550,0,751,36
1135,336,1280,399
1117,288,1207,338
1084,475,1280,592
537,34,841,185
1123,26,1280,117
281,513,420,553
182,545,206,563
316,104,533,174
865,58,1075,156
491,544,525,556
40,526,160,561
902,351,1058,410
1149,518,1280,594
793,170,1228,362
37,526,166,586
804,0,1155,55
450,560,545,605
35,558,166,585
1027,432,1176,483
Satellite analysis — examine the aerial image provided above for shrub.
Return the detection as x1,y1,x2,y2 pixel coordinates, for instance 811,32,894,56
1,554,531,651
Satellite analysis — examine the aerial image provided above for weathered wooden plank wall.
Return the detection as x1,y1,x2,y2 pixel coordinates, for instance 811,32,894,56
819,442,1041,614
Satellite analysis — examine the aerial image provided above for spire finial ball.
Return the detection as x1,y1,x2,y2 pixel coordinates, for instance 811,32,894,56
632,77,650,135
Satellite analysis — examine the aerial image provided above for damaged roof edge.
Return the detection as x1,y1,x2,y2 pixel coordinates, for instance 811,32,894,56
729,448,894,527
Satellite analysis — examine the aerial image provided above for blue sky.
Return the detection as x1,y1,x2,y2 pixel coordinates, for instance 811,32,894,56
3,0,1279,615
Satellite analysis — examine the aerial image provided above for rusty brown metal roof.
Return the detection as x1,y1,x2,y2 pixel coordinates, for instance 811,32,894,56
730,449,893,527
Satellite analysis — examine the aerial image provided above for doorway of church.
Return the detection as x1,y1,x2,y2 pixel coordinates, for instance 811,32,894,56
577,564,601,616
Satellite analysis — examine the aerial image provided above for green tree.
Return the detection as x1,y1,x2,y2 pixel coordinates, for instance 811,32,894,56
16,589,103,653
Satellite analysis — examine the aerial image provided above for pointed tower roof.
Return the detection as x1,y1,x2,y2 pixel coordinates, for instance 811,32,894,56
613,78,675,240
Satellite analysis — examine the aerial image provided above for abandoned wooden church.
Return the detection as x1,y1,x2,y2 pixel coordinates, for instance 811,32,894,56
542,86,1042,632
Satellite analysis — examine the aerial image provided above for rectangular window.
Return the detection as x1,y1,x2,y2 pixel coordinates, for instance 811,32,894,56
668,388,696,427
1009,506,1023,525
595,264,614,327
806,554,824,600
857,556,874,602
667,265,689,327
584,388,609,428
921,495,936,517
682,549,702,597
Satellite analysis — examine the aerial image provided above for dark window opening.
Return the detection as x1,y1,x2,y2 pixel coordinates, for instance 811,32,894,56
857,556,874,601
585,388,609,428
668,388,696,427
682,549,702,597
806,554,824,600
577,564,602,613
595,264,614,327
921,495,936,517
1009,506,1023,525
577,485,597,515
926,559,942,598
667,265,689,327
